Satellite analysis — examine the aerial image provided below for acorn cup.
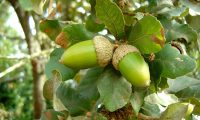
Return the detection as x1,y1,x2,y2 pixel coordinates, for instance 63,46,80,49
112,45,150,87
60,36,114,69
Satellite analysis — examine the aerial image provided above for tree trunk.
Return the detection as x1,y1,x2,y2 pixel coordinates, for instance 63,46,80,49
7,0,43,119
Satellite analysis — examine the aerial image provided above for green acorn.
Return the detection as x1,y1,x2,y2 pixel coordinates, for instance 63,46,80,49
112,45,150,87
60,36,113,69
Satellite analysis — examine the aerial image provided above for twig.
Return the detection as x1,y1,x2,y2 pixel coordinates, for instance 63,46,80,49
0,49,53,79
0,60,25,79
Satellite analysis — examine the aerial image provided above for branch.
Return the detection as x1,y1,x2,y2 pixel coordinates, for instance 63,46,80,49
0,49,53,60
0,60,25,79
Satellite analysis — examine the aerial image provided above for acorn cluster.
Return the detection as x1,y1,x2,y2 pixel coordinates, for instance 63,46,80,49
60,36,150,87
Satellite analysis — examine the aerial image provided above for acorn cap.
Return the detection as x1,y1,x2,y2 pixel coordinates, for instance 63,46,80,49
112,45,139,70
93,36,114,67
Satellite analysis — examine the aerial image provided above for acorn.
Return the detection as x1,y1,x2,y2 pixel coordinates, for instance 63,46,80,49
112,45,150,87
60,36,113,69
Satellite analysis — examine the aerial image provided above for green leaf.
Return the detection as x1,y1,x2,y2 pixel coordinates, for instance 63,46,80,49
61,24,94,47
128,15,165,54
97,68,132,112
167,76,200,93
180,0,200,15
165,21,197,42
148,60,162,91
95,0,125,38
186,15,200,32
157,77,169,90
70,116,87,120
91,113,108,120
77,67,103,101
19,0,46,14
124,15,136,26
45,48,77,81
145,92,178,107
39,20,62,41
40,109,65,120
56,67,103,116
51,71,67,111
182,98,200,115
31,0,46,15
124,12,144,26
141,102,161,117
158,7,189,18
85,15,105,32
56,80,92,116
176,84,200,100
19,0,33,11
153,44,196,78
160,103,188,120
147,3,173,14
130,89,146,115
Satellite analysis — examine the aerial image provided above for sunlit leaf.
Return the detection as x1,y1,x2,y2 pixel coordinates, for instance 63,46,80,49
145,92,178,107
128,15,165,54
182,98,200,115
52,71,67,111
160,103,188,120
180,0,200,15
158,7,189,18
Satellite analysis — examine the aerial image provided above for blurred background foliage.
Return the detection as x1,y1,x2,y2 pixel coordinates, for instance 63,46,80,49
0,0,200,119
0,0,92,119
0,1,33,119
